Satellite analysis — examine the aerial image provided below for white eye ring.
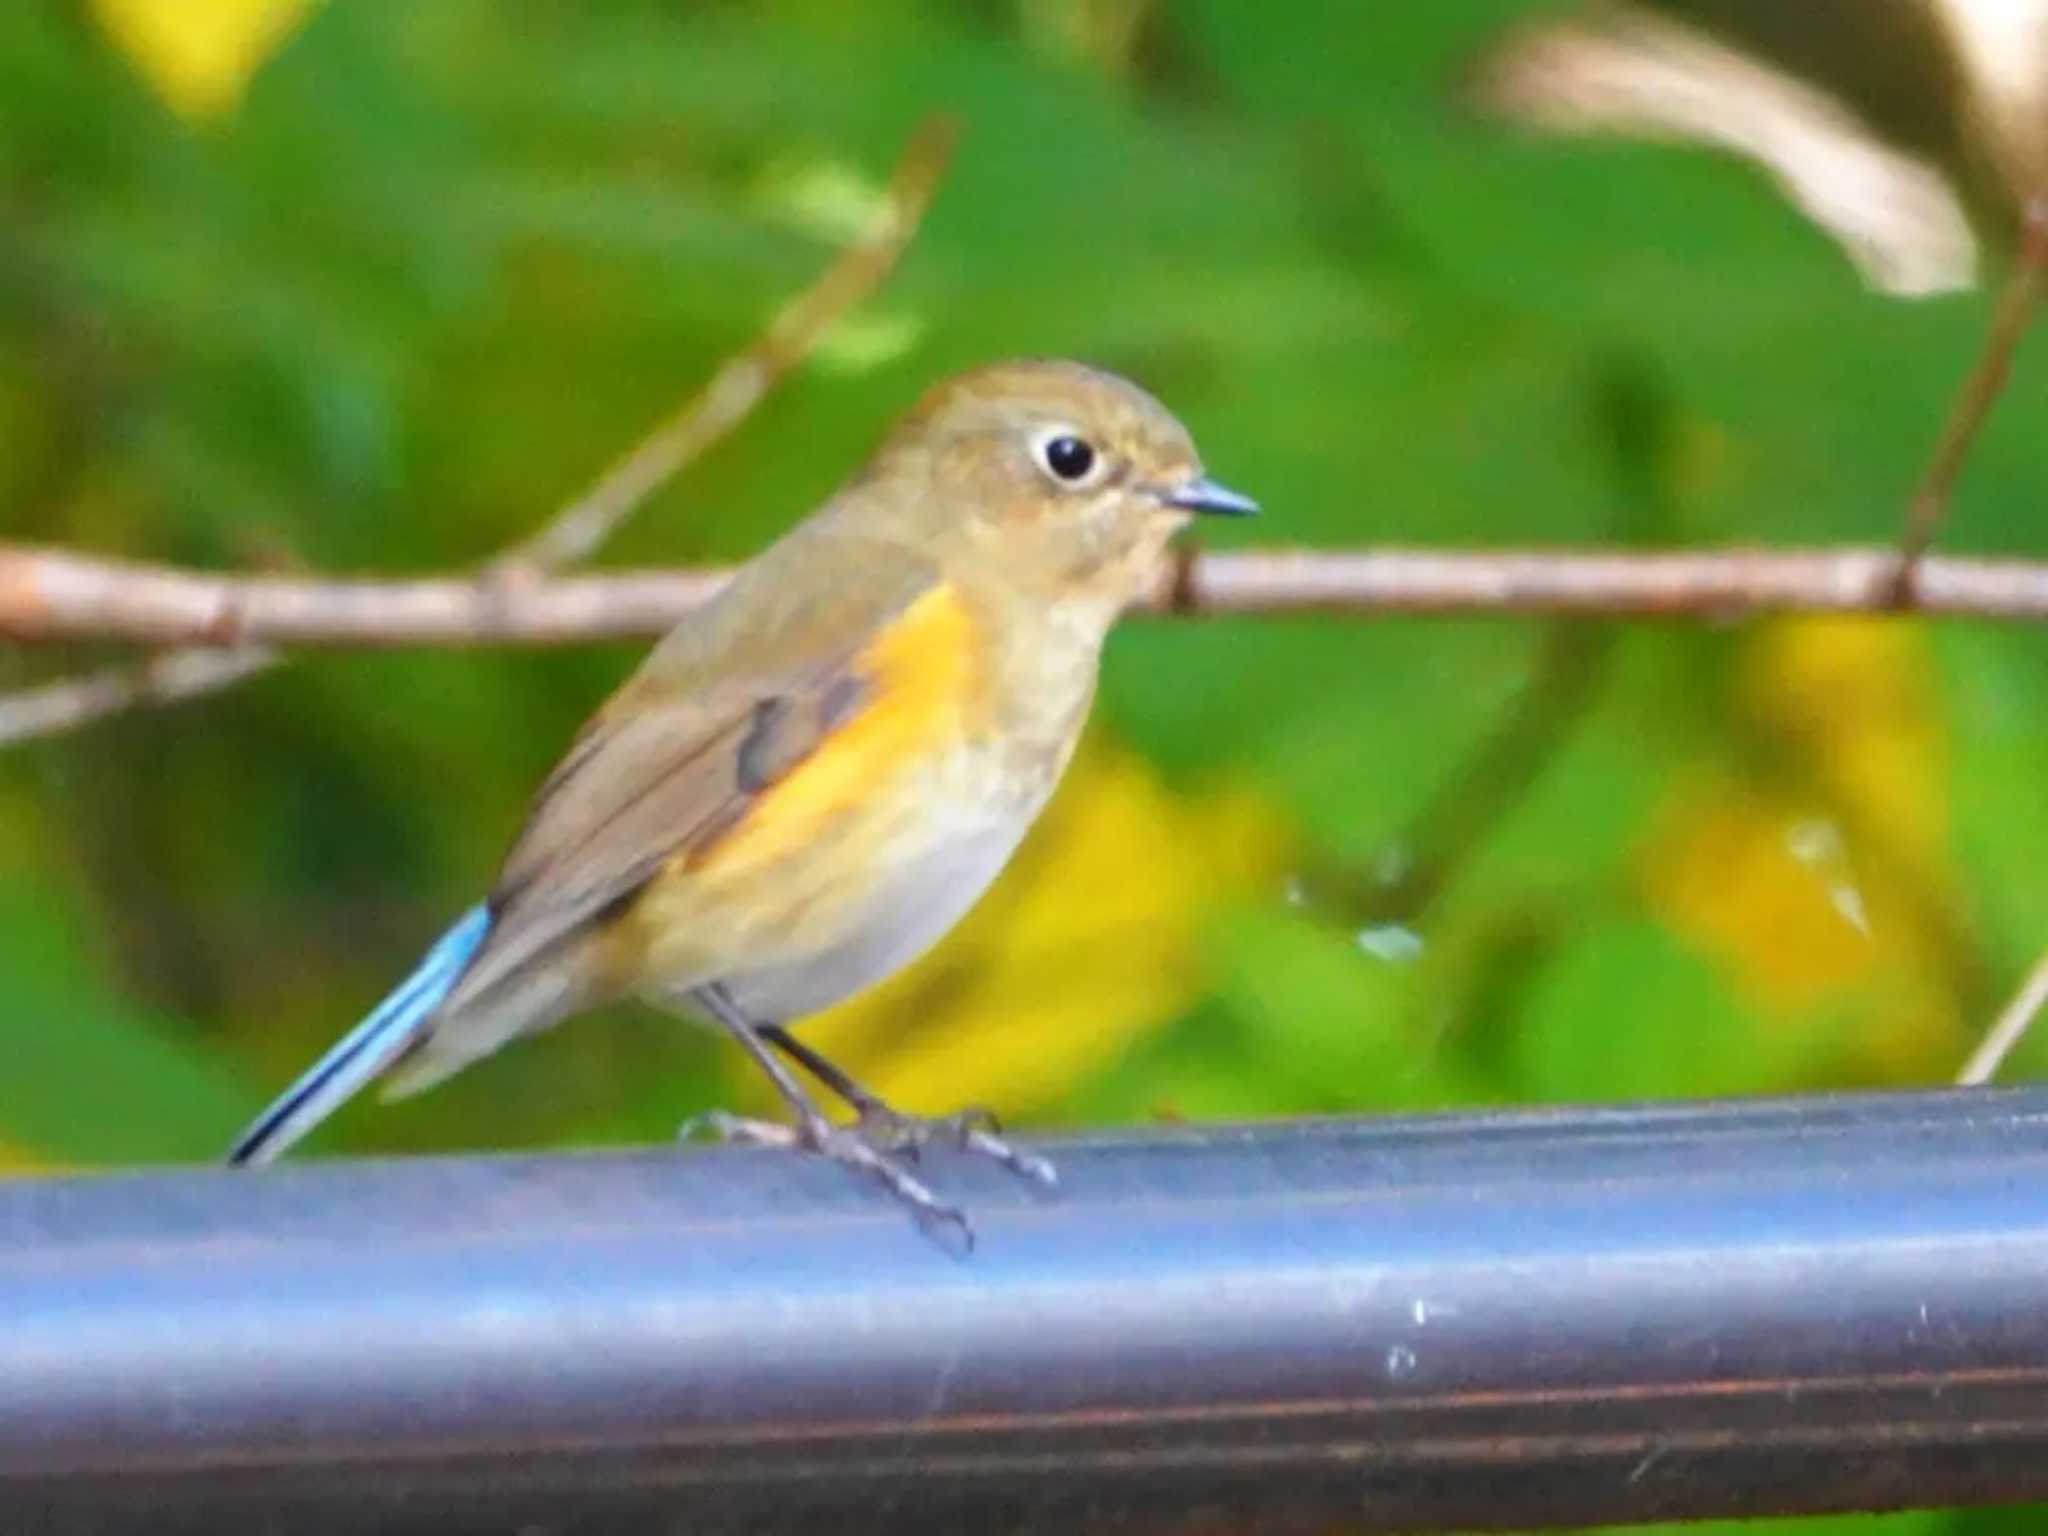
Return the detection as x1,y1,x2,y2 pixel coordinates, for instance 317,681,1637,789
1031,425,1109,490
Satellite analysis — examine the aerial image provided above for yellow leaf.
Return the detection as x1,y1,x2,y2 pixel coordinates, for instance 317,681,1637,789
1742,617,1947,868
755,737,1292,1120
91,0,317,121
1641,618,1959,1074
1643,779,1875,1013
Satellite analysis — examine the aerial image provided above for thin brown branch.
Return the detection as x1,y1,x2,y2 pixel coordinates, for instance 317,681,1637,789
0,647,274,749
488,115,957,574
1959,945,2048,1086
17,544,2048,654
1895,199,2048,588
0,118,957,748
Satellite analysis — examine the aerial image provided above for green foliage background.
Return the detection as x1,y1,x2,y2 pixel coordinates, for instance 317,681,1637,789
6,5,2048,1531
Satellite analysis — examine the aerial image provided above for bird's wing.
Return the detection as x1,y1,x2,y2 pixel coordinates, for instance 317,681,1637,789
444,550,963,1015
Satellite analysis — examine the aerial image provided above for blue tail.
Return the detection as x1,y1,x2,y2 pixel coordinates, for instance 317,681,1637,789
227,905,493,1167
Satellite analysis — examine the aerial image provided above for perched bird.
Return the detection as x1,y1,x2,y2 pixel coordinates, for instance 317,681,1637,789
227,358,1256,1234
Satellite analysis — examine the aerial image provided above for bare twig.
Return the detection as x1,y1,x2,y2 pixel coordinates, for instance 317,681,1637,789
1895,200,2048,589
1959,946,2048,1085
21,545,2048,656
0,118,956,749
0,648,274,749
489,115,956,573
1165,544,2048,623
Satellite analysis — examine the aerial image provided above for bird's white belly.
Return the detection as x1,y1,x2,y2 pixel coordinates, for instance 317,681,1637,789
714,803,1035,1023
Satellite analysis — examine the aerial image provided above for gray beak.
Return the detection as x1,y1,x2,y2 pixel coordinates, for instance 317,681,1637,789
1163,475,1259,518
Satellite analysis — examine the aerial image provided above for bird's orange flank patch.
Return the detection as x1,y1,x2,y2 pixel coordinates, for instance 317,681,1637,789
687,582,980,874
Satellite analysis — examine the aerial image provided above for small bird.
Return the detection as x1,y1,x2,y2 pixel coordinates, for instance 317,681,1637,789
227,358,1255,1234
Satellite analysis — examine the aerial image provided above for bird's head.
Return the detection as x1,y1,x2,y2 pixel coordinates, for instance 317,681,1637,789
857,358,1256,611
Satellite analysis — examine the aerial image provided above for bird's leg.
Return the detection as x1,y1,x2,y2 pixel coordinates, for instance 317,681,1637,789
760,1023,1057,1189
684,985,971,1240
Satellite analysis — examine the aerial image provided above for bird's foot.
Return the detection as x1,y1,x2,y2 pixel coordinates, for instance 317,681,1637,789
854,1102,1059,1190
681,1108,973,1249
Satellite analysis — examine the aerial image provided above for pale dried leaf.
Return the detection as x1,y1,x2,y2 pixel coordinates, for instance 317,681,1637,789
1928,0,2048,201
1475,5,1978,296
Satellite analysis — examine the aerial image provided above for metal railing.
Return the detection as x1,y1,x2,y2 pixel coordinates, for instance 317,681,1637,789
6,1087,2048,1532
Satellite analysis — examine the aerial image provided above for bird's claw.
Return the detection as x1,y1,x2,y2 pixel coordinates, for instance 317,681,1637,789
856,1102,1058,1189
681,1107,974,1249
854,1101,992,1158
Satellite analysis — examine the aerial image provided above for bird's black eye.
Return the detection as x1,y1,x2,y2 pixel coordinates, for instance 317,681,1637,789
1041,434,1097,484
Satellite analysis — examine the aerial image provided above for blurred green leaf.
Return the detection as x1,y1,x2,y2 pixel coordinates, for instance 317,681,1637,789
0,865,254,1165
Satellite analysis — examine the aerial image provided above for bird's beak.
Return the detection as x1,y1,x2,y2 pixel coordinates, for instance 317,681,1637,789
1162,475,1259,518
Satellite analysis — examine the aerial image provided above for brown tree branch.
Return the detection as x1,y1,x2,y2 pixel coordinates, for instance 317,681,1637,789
15,543,2048,658
0,647,274,749
1895,198,2048,588
0,117,956,748
488,116,956,574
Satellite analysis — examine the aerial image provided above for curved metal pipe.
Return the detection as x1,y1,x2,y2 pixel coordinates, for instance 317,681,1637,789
5,1088,2048,1532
